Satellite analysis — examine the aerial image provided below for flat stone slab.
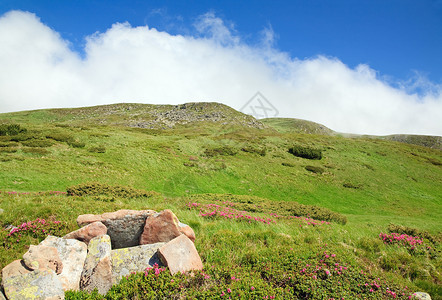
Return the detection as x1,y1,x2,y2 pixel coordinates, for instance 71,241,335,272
2,269,64,300
111,242,165,284
40,236,87,291
158,235,203,275
80,234,112,295
77,210,156,249
63,221,107,245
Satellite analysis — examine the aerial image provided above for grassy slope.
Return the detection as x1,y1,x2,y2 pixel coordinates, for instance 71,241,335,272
0,104,441,298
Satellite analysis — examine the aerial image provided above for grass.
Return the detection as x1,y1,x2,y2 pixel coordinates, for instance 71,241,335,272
0,104,441,299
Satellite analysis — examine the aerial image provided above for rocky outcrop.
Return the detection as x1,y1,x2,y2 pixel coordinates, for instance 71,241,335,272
40,236,87,291
111,242,164,284
1,209,200,299
158,235,203,275
411,292,432,300
77,210,156,249
80,235,112,294
2,269,64,300
63,221,107,245
23,245,63,274
139,209,195,244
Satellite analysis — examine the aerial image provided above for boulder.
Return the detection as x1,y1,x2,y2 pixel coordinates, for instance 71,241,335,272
2,269,64,300
40,235,87,291
63,221,107,245
0,208,3,214
111,242,165,284
23,245,63,274
412,292,432,300
77,210,156,249
2,260,32,280
139,209,195,245
0,290,6,300
80,235,112,295
157,234,203,275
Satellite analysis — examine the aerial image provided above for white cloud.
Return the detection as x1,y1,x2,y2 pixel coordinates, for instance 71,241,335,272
0,10,441,135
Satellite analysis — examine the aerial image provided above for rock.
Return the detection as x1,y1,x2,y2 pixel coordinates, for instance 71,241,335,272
40,235,87,291
77,209,156,249
2,269,64,300
79,234,112,295
139,209,195,245
0,208,3,214
411,292,432,300
157,234,203,275
0,289,6,300
178,222,196,242
111,242,165,284
63,221,107,245
2,260,32,280
23,245,63,274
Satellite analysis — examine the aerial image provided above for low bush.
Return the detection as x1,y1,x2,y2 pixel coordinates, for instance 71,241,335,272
89,146,106,153
0,147,18,153
343,182,362,189
21,139,54,148
9,133,37,142
22,147,50,155
204,145,238,157
241,145,266,156
66,182,159,198
46,133,74,143
282,162,295,167
68,140,86,148
0,142,17,147
305,165,325,174
187,194,347,225
0,123,27,136
288,145,322,160
388,224,440,244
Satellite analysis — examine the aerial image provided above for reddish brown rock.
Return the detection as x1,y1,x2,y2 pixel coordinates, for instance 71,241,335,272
77,210,156,249
63,221,107,245
139,209,195,245
22,245,63,274
157,234,203,275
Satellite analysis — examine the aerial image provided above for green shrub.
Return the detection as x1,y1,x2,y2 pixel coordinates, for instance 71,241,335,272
0,141,18,147
0,147,18,153
357,237,382,253
241,145,266,156
0,123,27,136
66,182,159,198
305,165,325,174
46,133,74,143
21,139,54,148
22,147,50,155
88,145,106,153
68,140,86,148
204,145,238,157
282,162,295,167
288,145,322,160
343,182,362,189
9,133,37,142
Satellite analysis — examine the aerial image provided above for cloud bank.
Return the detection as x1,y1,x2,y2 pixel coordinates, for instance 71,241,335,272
0,10,441,135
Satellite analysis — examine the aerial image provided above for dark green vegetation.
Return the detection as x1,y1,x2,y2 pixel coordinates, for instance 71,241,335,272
0,103,441,299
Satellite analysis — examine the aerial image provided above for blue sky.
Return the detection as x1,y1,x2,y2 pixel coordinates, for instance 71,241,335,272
0,0,441,135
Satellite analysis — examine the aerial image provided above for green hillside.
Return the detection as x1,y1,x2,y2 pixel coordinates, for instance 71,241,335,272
0,103,441,299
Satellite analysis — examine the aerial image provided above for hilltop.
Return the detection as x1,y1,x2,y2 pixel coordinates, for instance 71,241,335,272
0,102,441,299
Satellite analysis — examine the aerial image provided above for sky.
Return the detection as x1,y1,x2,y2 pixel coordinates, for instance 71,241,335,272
0,0,441,136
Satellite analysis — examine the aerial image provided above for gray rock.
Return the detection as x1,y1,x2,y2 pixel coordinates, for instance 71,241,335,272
0,289,6,300
2,260,32,280
2,269,64,300
412,292,432,300
23,245,63,274
111,242,165,284
77,210,156,249
63,221,107,245
80,234,112,295
40,235,87,291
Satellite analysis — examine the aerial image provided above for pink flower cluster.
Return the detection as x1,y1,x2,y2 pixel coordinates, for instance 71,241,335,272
286,215,331,227
8,218,60,237
379,232,424,251
187,202,276,225
144,263,166,276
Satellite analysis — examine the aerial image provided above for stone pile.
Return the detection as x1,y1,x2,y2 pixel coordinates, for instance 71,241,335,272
1,209,202,300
